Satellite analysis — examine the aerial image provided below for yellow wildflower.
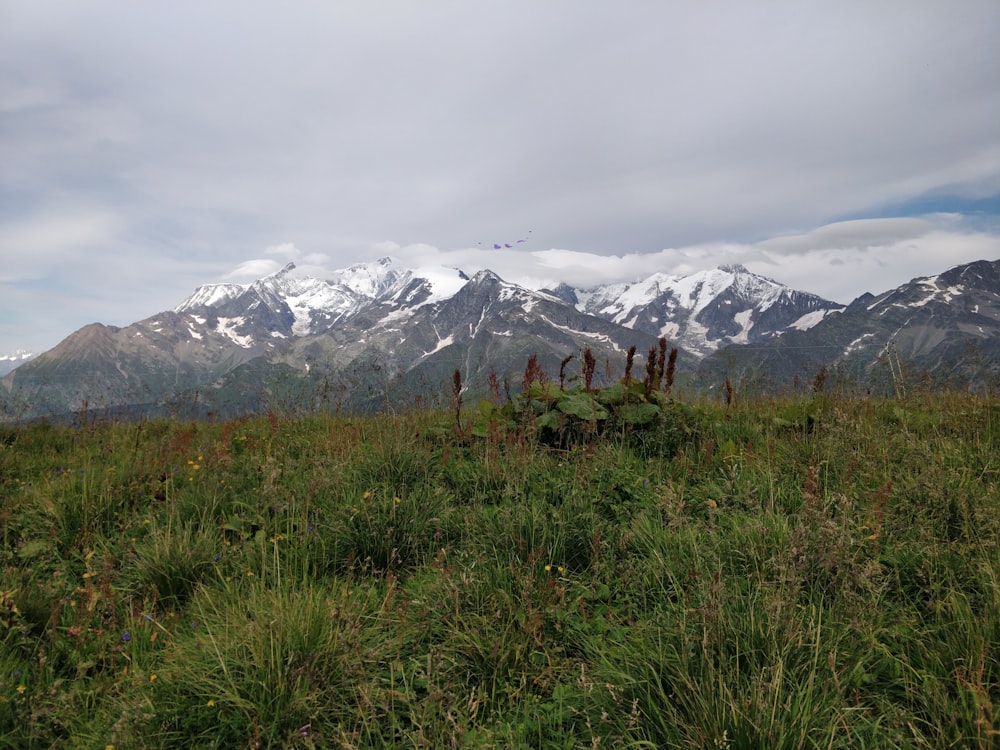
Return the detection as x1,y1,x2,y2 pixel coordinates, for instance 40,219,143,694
16,685,26,694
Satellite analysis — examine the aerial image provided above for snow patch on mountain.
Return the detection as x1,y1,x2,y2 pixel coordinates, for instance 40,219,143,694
913,276,964,307
423,333,455,359
731,309,754,344
790,308,840,331
217,317,254,348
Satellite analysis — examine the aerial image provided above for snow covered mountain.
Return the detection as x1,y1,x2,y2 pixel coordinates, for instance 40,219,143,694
698,259,1000,392
169,259,836,358
4,256,993,421
573,264,838,357
172,259,470,347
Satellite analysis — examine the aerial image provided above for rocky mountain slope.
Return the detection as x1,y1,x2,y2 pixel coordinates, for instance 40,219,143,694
698,259,1000,393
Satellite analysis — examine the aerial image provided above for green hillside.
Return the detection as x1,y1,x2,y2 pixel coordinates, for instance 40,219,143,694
1,379,997,747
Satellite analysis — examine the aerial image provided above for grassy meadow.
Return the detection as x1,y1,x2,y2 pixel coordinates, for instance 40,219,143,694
1,375,998,748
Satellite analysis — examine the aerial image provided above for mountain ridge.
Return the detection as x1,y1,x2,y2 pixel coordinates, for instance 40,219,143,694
3,257,996,421
696,258,1000,393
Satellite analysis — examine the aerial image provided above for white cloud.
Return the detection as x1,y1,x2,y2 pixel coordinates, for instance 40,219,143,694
354,214,998,306
1,1,998,353
223,260,282,282
265,242,300,261
0,210,120,282
758,218,937,256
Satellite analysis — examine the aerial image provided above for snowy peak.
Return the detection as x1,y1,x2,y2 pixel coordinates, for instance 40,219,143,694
175,281,247,312
573,264,838,357
333,257,408,299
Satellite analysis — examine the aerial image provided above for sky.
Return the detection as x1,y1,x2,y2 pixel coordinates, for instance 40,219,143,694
2,1,999,355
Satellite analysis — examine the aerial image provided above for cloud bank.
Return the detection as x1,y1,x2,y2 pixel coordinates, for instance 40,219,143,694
1,1,997,352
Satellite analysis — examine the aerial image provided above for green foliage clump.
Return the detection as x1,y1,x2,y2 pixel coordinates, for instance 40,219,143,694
471,359,701,458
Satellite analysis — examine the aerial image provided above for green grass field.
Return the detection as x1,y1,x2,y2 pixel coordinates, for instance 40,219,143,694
1,386,997,748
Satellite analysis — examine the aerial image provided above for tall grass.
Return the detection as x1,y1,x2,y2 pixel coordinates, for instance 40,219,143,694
0,388,997,747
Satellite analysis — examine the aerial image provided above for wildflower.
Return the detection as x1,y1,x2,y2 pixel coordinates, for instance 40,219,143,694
122,632,131,642
207,699,216,707
16,685,26,694
149,674,158,682
363,490,372,500
393,497,401,504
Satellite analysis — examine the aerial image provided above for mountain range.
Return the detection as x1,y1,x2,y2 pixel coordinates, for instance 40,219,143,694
2,257,997,422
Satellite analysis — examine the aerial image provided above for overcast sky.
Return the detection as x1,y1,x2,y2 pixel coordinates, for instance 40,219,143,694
2,1,998,355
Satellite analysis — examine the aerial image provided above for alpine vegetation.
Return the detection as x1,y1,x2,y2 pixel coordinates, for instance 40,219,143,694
1,344,997,748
